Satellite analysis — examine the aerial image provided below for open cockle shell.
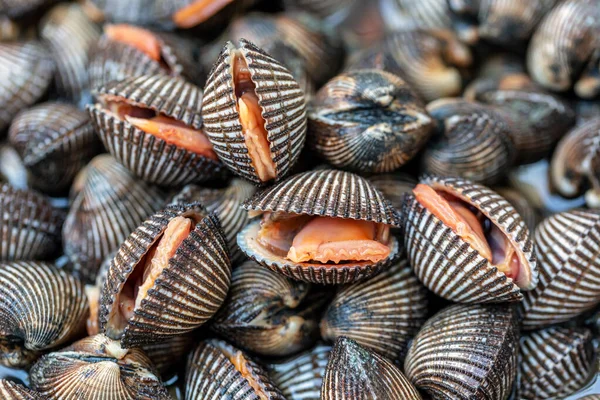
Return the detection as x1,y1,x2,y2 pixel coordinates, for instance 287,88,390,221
99,202,231,348
403,175,538,303
238,169,402,284
202,38,307,185
0,380,43,400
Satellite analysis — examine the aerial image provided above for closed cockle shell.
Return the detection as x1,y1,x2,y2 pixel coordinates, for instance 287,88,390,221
519,327,594,399
0,41,54,133
404,304,519,400
29,334,170,400
0,380,42,400
63,154,169,283
268,344,331,400
8,102,100,195
520,209,600,329
238,169,402,284
211,260,322,357
99,202,231,347
0,261,88,369
307,69,433,173
403,175,537,303
320,255,428,363
202,38,307,185
0,183,64,262
185,339,286,400
89,74,224,186
321,337,422,400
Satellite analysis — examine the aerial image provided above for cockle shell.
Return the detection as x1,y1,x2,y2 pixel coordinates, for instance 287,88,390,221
0,380,42,400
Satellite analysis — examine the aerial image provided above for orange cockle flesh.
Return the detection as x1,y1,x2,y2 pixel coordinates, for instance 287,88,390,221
173,0,235,28
104,24,162,62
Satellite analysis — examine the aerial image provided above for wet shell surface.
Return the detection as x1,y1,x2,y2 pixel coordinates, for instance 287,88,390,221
185,339,286,400
0,261,88,368
63,154,169,283
404,304,519,400
320,255,428,362
239,169,402,284
519,327,594,399
403,175,538,303
0,183,65,262
307,69,433,173
495,187,540,231
0,41,54,133
321,337,422,400
29,334,170,400
89,74,224,186
99,202,231,347
520,209,600,330
8,102,100,194
202,38,307,185
0,380,42,400
211,260,322,356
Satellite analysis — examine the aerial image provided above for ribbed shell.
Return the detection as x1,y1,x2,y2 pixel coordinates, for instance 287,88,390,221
0,261,88,368
202,39,307,185
0,41,54,133
369,173,417,210
185,339,286,400
63,154,169,283
86,0,159,26
423,99,516,184
8,102,100,194
403,175,537,303
404,304,519,400
520,209,600,330
89,74,225,186
320,256,428,363
0,380,42,400
141,333,194,379
169,179,256,264
495,187,540,232
321,337,422,400
99,203,231,347
29,334,170,400
211,260,320,356
519,327,594,399
0,184,64,262
268,344,331,400
40,3,101,104
307,69,433,173
390,0,452,29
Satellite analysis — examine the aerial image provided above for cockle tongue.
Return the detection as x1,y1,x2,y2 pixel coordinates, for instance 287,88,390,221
104,24,162,61
173,0,235,28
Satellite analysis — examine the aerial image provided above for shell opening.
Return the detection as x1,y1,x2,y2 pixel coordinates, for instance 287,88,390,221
257,212,391,265
102,98,218,160
221,347,268,400
413,183,531,288
104,24,165,67
173,0,235,28
232,50,277,182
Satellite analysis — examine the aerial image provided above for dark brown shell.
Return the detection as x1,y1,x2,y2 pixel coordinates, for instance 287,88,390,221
307,69,433,173
322,337,422,400
185,339,286,400
202,39,307,185
0,380,42,400
99,203,231,347
141,333,194,379
403,175,538,303
369,173,417,210
89,74,225,186
404,304,519,400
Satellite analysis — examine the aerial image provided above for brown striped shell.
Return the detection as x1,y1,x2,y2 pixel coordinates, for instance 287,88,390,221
550,118,600,208
520,209,600,330
320,255,428,363
495,187,540,232
404,304,519,400
89,74,225,186
202,38,307,185
63,154,169,284
0,261,88,369
211,260,322,356
239,169,402,284
0,184,64,262
527,0,600,98
423,98,516,184
0,41,54,133
8,102,100,195
0,380,42,400
322,337,422,400
268,344,331,400
141,333,194,379
185,339,286,400
99,202,231,347
519,327,594,399
307,69,433,173
403,175,538,303
29,334,170,400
